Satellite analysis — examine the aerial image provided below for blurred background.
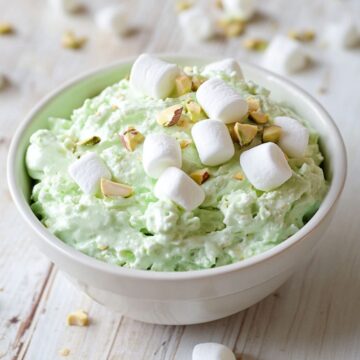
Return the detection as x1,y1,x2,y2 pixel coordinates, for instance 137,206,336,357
1,0,360,359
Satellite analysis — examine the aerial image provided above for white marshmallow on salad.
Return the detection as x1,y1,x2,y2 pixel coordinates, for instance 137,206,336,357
192,342,236,360
240,142,292,191
196,78,248,124
273,116,309,158
154,167,205,211
95,5,129,36
262,35,308,74
325,22,360,49
49,0,82,14
129,54,180,99
222,0,257,21
142,133,182,178
191,119,235,166
204,58,244,80
178,6,216,42
68,152,111,194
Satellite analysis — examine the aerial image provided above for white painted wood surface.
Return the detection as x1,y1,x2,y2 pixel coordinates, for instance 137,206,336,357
1,0,359,359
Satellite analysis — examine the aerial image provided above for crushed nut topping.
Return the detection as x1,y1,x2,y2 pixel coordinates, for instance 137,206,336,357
288,30,315,42
243,38,268,51
263,125,282,143
179,139,192,149
61,31,87,50
185,100,204,122
101,178,133,198
249,111,269,124
120,127,144,152
218,18,246,37
77,136,101,146
234,123,258,146
191,75,206,91
190,168,210,185
157,105,184,127
175,75,192,96
59,348,71,357
233,172,244,180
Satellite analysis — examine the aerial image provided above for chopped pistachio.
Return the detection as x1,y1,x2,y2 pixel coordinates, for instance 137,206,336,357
77,136,101,146
157,105,183,127
61,31,87,50
175,0,193,12
288,30,315,42
97,244,109,251
120,127,144,152
175,75,192,96
263,125,282,143
0,22,14,35
218,18,246,37
185,101,203,122
177,113,191,129
234,123,258,146
179,139,192,149
233,172,244,180
59,348,70,357
191,75,206,91
249,111,269,124
101,178,133,198
66,310,89,327
227,123,237,142
246,97,261,112
190,168,210,185
243,38,268,51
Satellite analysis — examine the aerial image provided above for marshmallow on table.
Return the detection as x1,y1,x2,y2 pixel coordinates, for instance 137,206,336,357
196,78,248,124
142,133,182,178
203,58,244,80
192,343,236,360
325,22,360,49
273,116,309,158
222,0,257,21
68,152,111,194
154,167,205,211
191,119,235,166
95,5,129,36
129,54,180,99
178,6,216,42
262,35,308,74
240,142,292,191
49,0,82,14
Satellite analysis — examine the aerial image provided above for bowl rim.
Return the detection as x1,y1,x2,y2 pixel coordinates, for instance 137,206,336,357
7,54,347,281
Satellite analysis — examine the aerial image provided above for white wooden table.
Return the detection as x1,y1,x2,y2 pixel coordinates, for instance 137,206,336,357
1,0,359,359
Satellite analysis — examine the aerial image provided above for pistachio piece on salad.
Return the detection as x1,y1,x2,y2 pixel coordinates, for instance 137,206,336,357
179,138,192,149
246,97,261,112
77,136,101,146
234,123,258,146
218,18,245,37
175,75,192,96
190,168,210,185
185,101,203,122
249,111,269,124
191,75,206,91
101,178,133,198
120,127,144,152
66,310,89,327
263,125,282,143
175,0,193,12
233,171,244,180
288,29,315,42
157,105,184,127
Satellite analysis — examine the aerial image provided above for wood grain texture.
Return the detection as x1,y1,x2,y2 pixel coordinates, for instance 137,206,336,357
1,0,360,359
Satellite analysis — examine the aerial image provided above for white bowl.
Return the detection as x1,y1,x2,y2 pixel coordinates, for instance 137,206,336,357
7,55,347,325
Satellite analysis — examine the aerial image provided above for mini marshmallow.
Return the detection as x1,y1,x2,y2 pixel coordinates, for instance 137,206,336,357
95,5,129,36
240,142,292,191
196,78,248,124
142,133,182,178
68,152,111,194
154,167,205,211
325,22,360,49
203,58,244,80
130,54,179,99
178,6,216,42
262,35,308,74
49,0,82,14
191,119,235,166
273,116,309,158
222,0,257,21
192,343,236,360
